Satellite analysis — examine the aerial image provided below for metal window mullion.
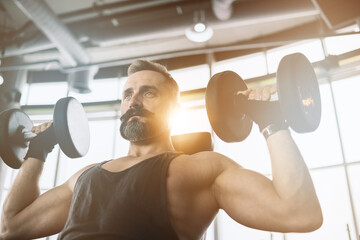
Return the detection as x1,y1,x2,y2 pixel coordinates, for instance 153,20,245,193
328,76,360,240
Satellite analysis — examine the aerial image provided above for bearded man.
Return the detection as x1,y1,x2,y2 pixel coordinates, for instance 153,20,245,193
1,60,322,240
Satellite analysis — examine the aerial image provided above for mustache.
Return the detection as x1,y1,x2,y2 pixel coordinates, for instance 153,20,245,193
120,107,155,122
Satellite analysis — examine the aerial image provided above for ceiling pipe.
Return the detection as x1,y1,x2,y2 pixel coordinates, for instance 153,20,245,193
14,0,97,93
211,0,236,21
61,0,183,24
5,0,318,59
87,0,318,47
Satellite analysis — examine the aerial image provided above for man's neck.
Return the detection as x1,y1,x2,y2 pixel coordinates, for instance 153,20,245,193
127,133,175,157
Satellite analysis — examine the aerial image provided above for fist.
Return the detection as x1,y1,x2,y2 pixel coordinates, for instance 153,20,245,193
31,121,53,135
238,85,277,101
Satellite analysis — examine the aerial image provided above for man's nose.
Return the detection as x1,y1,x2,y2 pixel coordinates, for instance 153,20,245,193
129,93,143,108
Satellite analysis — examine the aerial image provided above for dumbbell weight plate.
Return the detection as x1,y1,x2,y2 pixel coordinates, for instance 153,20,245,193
0,109,33,169
277,53,321,133
53,97,90,158
205,71,253,142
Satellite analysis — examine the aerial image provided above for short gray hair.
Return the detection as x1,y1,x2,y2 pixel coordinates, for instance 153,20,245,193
128,59,180,103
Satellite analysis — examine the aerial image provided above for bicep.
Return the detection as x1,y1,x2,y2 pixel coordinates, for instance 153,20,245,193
9,184,73,238
7,164,95,239
212,161,291,232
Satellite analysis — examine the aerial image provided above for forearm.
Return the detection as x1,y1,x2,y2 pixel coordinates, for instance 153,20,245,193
267,130,322,221
1,158,44,228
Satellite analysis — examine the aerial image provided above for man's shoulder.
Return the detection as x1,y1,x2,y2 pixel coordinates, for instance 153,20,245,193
174,151,239,171
180,151,231,162
169,151,241,190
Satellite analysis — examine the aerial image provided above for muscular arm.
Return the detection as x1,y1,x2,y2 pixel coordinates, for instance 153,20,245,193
1,157,93,239
212,130,323,232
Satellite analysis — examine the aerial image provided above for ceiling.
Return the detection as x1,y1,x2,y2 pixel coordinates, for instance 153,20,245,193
0,0,359,74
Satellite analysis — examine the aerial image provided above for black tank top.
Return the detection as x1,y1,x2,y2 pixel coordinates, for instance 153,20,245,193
58,152,181,240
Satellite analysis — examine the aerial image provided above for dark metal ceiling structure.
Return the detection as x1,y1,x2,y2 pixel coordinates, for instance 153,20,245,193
0,0,359,94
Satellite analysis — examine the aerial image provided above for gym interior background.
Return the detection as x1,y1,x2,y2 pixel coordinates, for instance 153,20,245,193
0,0,359,239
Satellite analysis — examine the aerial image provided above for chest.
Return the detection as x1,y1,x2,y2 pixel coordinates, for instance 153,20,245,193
89,155,218,239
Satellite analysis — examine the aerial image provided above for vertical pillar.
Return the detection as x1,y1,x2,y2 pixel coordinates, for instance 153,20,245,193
0,57,28,112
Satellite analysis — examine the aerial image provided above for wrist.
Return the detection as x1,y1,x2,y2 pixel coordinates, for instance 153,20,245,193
24,125,57,162
261,122,288,140
24,149,48,162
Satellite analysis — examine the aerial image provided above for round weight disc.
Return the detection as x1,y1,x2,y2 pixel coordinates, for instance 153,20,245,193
205,71,253,142
277,53,321,133
0,109,33,169
53,97,90,158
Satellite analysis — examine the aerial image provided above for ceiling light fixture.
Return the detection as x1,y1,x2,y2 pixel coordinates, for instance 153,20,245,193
186,10,213,43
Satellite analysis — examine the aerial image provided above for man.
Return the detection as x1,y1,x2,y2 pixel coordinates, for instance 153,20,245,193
0,60,322,239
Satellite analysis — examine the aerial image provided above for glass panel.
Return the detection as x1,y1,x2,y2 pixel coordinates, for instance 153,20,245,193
117,77,128,100
3,167,18,189
0,190,8,213
286,167,356,240
332,75,360,163
324,34,360,55
39,146,60,189
86,111,119,119
48,234,58,240
169,65,210,92
205,219,216,240
213,126,271,174
267,40,325,73
56,119,117,185
20,82,30,105
213,52,267,79
3,164,14,189
69,78,120,103
291,83,344,168
217,209,277,240
29,114,53,122
26,82,68,105
348,164,360,234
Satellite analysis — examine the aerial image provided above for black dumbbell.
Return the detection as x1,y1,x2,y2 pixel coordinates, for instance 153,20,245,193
0,97,90,169
205,52,322,142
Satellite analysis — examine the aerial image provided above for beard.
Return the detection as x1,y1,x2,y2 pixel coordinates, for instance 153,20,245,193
120,107,168,142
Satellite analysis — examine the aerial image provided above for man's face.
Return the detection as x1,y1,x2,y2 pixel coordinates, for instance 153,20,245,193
120,70,175,142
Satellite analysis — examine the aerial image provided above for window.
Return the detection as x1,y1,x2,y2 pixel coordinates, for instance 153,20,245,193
266,40,325,73
26,82,68,105
213,52,267,79
1,33,360,240
69,78,121,103
214,127,271,174
348,164,360,234
332,75,360,163
56,119,118,185
324,34,360,55
291,83,344,168
170,65,210,92
286,167,356,240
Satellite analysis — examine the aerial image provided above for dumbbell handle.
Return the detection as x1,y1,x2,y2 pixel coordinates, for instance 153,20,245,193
234,92,279,109
235,89,314,108
235,89,279,102
233,93,285,128
21,124,54,142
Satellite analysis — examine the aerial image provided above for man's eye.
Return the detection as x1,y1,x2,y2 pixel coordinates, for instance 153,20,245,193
124,94,131,100
145,91,155,97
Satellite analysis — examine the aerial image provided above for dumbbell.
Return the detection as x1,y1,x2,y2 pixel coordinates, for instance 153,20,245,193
205,52,322,142
0,97,90,169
